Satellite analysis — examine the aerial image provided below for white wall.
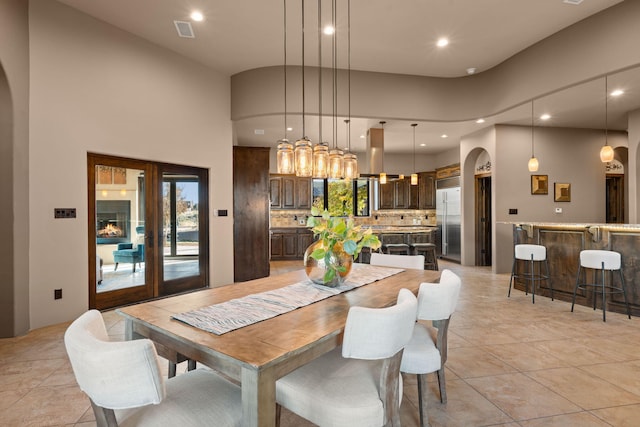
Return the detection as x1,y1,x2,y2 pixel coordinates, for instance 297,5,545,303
28,0,233,329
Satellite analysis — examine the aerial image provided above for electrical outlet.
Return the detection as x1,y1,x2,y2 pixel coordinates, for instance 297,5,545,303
54,208,76,219
54,289,62,299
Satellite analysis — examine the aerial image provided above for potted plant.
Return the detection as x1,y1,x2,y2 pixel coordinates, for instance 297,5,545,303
304,207,381,286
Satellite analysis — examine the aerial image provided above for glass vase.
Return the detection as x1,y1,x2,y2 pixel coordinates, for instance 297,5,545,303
303,240,353,287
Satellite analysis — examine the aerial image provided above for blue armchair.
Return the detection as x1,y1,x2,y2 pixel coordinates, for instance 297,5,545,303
113,243,145,272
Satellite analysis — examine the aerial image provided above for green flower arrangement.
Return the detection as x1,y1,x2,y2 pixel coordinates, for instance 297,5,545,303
305,207,381,285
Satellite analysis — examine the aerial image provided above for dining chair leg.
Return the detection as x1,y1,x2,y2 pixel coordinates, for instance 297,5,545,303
168,361,177,378
275,403,282,427
437,367,447,403
417,374,430,427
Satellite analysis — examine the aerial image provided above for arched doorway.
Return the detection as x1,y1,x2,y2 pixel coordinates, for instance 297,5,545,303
462,147,493,266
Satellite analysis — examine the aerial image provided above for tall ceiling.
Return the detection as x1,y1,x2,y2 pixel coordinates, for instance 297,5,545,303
56,0,636,154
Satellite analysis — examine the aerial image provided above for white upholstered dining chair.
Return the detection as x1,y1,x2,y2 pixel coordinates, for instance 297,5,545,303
64,310,243,427
276,288,418,427
370,252,425,270
400,269,461,427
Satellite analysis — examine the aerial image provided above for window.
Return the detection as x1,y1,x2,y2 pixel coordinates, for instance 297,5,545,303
312,178,370,217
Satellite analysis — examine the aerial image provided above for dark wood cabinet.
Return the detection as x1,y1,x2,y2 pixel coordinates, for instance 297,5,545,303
394,179,408,209
409,181,419,209
419,172,436,209
233,146,270,282
379,181,395,209
270,228,314,260
270,175,311,209
295,177,312,209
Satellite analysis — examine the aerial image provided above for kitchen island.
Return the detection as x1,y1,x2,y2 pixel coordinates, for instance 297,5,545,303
511,223,640,316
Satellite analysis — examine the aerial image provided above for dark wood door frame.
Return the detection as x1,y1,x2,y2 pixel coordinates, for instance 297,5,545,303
475,174,492,266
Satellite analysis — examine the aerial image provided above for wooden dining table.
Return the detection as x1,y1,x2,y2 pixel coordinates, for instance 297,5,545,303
116,265,440,427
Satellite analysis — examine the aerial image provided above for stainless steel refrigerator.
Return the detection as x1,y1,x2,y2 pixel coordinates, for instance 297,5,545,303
436,177,461,262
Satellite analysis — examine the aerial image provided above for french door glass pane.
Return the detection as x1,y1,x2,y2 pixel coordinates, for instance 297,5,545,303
162,175,200,281
95,166,146,293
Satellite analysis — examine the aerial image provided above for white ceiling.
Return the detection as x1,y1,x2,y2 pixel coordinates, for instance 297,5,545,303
56,0,636,154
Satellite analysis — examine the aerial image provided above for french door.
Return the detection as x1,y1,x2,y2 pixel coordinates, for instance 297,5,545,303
88,154,209,310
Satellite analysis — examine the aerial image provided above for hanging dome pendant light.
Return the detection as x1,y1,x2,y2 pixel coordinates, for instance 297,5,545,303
528,100,539,172
600,75,614,163
411,123,418,185
276,0,294,174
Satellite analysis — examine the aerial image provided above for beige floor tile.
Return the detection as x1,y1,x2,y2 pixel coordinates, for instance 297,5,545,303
0,359,66,389
0,389,29,412
518,411,611,426
466,372,582,421
446,345,518,378
582,360,640,396
483,342,569,372
0,384,90,426
530,339,629,367
527,367,640,409
403,378,514,427
590,403,640,427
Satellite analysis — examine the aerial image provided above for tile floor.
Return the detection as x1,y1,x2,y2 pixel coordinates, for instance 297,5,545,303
2,260,640,426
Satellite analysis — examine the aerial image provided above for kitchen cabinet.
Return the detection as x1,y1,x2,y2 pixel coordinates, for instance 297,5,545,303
270,228,314,260
379,181,395,209
418,172,436,209
394,179,409,209
270,175,311,209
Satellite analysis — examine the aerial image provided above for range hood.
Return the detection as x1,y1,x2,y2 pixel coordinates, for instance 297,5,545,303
367,127,384,175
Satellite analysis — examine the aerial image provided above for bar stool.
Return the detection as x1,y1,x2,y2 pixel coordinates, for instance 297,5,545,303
380,233,411,255
411,243,439,271
571,250,631,322
508,244,552,304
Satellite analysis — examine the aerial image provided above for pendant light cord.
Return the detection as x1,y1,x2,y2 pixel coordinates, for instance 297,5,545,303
332,0,337,149
283,0,287,140
605,75,609,144
301,0,306,138
412,123,417,173
531,100,534,157
318,0,322,143
347,0,351,152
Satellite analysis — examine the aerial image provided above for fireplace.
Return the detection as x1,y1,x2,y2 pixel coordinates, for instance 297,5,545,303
97,200,131,244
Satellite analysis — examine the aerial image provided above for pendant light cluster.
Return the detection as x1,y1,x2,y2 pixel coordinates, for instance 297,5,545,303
600,75,614,163
276,0,358,179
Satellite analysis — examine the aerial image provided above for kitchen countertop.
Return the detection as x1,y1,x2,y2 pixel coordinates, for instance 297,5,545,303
270,225,437,233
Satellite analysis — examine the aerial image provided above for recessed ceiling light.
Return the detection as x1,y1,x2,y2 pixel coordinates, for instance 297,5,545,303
611,89,624,97
540,114,551,121
441,134,448,138
287,127,293,132
254,129,265,135
360,135,365,139
436,38,449,48
563,0,583,5
323,26,335,35
466,67,477,75
476,118,485,124
190,11,204,22
420,143,426,147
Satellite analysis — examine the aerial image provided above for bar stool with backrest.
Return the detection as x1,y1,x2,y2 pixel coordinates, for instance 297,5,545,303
380,233,411,255
571,249,631,322
408,232,438,271
508,244,552,304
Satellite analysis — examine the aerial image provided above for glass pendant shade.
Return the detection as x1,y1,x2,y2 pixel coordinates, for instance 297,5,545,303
313,142,329,178
600,144,614,163
411,173,418,185
528,156,539,172
328,148,344,179
294,139,313,177
379,172,387,184
399,174,405,180
343,152,358,180
276,139,294,174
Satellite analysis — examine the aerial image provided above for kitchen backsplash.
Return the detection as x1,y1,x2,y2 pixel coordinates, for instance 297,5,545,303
270,209,437,228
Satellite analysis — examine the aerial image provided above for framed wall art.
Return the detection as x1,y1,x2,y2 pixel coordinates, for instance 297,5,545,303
554,182,571,202
531,175,548,195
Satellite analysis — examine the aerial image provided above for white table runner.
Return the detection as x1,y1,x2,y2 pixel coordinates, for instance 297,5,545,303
172,264,404,335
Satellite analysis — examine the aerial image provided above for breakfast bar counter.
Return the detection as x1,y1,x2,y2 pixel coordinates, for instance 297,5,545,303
511,222,640,316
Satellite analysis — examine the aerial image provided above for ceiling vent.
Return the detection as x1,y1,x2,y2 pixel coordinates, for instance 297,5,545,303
174,21,195,38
